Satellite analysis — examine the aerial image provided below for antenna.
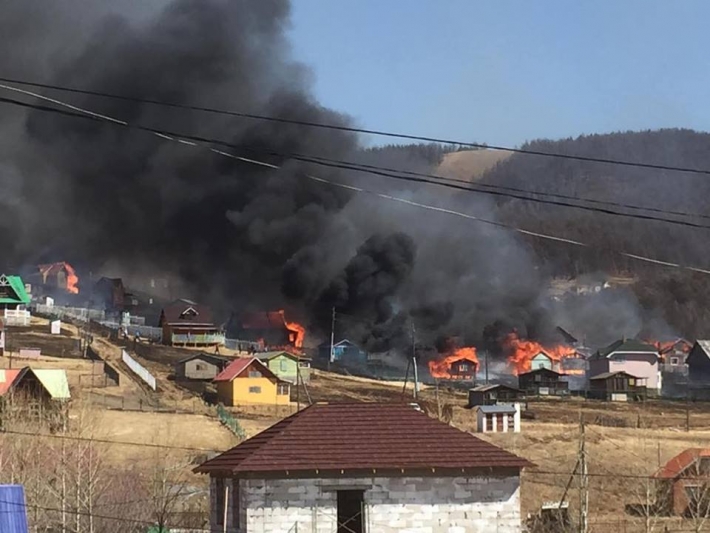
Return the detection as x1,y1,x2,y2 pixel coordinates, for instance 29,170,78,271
411,321,418,400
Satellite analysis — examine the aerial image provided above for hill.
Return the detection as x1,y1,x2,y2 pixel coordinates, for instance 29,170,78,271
436,148,512,181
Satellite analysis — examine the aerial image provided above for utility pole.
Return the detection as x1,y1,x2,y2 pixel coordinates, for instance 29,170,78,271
484,350,489,385
328,307,335,371
401,357,411,398
411,322,418,400
579,413,588,533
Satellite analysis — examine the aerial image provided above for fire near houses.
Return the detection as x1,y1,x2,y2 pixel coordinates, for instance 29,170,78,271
195,402,531,533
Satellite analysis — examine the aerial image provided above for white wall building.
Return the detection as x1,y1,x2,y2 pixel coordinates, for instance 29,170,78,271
196,402,531,533
474,404,521,433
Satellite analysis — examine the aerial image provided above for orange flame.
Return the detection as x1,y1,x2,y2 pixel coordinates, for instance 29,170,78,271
504,331,576,375
65,263,79,294
648,339,690,354
279,310,305,348
428,347,479,379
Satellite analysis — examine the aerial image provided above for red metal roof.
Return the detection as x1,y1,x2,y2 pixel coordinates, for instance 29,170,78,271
195,402,533,475
654,448,710,479
0,369,25,396
213,358,277,382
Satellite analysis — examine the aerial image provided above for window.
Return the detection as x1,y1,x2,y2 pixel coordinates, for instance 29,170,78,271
278,384,289,395
299,361,310,368
215,478,225,525
248,386,262,394
670,357,679,365
248,370,261,378
629,378,635,386
280,360,288,372
195,363,205,371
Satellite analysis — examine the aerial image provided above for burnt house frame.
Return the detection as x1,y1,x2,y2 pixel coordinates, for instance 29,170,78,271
448,358,478,380
518,368,569,396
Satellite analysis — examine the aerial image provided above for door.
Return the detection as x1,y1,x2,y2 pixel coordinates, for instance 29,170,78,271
337,490,365,533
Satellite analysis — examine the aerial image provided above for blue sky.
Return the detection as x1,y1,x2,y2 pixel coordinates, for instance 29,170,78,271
289,1,709,147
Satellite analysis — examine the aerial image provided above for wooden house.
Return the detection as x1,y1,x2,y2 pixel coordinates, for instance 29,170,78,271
255,351,311,384
530,351,556,372
468,384,523,407
588,339,660,392
92,277,125,312
518,368,569,396
0,368,70,430
174,353,232,381
228,310,300,349
317,339,367,366
213,358,290,406
588,371,647,401
159,299,224,347
654,449,710,516
474,404,521,433
686,341,710,385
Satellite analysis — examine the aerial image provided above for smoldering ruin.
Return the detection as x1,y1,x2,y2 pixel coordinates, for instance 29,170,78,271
0,0,678,364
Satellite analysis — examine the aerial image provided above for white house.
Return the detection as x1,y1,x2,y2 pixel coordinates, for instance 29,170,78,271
588,339,661,393
474,404,521,433
195,402,532,533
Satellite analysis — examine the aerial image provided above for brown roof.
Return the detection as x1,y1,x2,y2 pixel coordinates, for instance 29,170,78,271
160,299,215,326
240,311,289,330
654,448,710,479
194,402,532,475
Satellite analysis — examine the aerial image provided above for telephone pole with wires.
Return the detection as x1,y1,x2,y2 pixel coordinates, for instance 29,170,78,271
579,413,589,533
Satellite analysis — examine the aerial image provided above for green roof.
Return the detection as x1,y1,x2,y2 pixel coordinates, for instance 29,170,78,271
0,275,30,305
256,351,308,362
595,339,657,358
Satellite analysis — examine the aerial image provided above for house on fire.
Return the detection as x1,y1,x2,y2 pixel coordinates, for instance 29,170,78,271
228,310,301,350
194,402,532,533
255,351,311,384
33,262,79,295
159,299,224,347
658,338,692,373
213,357,290,407
529,351,557,372
91,277,125,312
518,368,569,396
653,448,710,516
588,339,661,393
174,353,232,381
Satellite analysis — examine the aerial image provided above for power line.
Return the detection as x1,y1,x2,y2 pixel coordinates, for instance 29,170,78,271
2,85,710,276
3,74,710,177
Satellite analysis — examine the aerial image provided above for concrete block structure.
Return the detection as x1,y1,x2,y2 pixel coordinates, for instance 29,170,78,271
196,402,531,532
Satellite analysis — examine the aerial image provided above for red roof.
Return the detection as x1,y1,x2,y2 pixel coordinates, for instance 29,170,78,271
213,357,278,382
160,299,215,326
195,402,532,475
654,448,710,479
0,369,25,396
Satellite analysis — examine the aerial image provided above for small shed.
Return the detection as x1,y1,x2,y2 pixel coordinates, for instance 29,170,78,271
255,351,311,384
588,371,647,401
518,368,569,396
474,404,521,433
175,353,232,381
468,384,523,407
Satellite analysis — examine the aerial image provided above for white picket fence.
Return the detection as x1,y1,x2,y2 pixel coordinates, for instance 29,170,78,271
4,309,31,326
34,304,106,322
121,350,156,391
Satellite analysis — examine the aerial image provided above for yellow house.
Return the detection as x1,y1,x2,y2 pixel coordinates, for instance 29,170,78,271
213,357,290,406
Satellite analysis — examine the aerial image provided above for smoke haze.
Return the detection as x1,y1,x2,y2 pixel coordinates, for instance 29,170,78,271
0,0,658,355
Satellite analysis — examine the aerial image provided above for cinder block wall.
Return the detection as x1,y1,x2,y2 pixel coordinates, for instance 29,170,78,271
236,475,521,533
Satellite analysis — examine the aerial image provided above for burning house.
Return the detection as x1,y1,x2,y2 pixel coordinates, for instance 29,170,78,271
428,346,479,382
33,262,80,296
228,310,305,352
504,332,577,376
91,277,125,312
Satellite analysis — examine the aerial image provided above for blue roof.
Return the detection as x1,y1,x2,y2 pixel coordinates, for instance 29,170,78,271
0,485,28,533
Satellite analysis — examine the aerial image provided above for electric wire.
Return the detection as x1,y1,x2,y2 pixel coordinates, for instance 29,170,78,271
2,84,710,276
3,74,710,177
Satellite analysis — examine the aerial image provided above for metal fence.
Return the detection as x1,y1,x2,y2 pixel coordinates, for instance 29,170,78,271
121,350,157,391
216,404,246,439
224,338,261,352
34,304,106,322
100,321,163,342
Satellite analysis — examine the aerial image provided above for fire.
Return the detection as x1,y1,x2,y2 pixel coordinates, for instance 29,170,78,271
65,263,79,294
504,331,576,375
428,347,479,379
280,310,305,348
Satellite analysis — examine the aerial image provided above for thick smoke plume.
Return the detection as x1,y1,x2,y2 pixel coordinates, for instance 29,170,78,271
0,0,653,356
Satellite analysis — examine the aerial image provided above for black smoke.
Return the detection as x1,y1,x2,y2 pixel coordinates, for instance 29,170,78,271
0,0,644,355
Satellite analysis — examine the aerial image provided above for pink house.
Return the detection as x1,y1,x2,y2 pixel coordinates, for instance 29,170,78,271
588,339,660,392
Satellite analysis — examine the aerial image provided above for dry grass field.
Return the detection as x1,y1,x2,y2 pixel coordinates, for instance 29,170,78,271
436,149,512,181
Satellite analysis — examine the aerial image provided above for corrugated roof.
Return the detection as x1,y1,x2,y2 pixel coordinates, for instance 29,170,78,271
589,371,641,380
0,485,29,533
195,402,532,475
256,351,311,362
30,369,71,400
0,275,30,305
213,358,278,383
654,449,710,479
595,339,658,359
0,369,25,396
475,405,517,414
